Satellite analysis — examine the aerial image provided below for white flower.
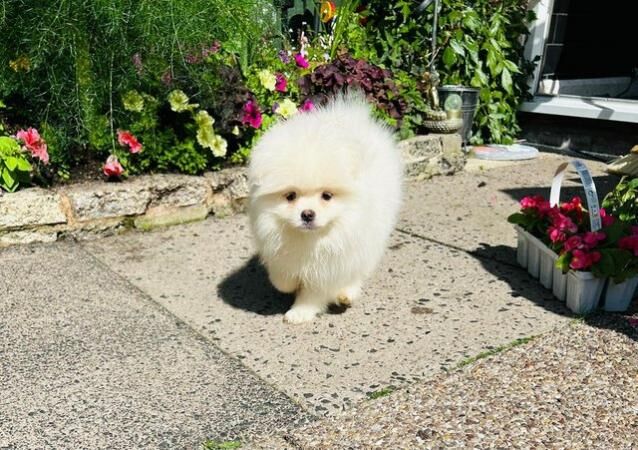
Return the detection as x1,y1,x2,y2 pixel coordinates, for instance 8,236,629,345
275,98,298,119
210,135,228,157
257,69,277,91
168,90,198,112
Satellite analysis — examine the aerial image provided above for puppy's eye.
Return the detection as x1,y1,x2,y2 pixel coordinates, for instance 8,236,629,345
321,192,333,201
285,192,297,202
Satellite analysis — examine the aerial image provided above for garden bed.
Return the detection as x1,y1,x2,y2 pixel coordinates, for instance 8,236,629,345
0,134,463,247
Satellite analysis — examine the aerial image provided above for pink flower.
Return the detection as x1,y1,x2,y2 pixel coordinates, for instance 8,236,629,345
548,227,567,243
582,231,606,248
15,127,49,165
294,53,309,69
599,208,615,227
628,317,638,328
300,99,315,112
563,236,583,252
550,211,578,234
520,195,540,209
569,249,601,270
619,236,638,256
275,73,287,92
102,155,124,178
117,130,143,154
241,100,263,129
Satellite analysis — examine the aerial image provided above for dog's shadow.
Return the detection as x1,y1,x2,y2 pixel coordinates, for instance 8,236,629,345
217,256,294,315
217,256,349,316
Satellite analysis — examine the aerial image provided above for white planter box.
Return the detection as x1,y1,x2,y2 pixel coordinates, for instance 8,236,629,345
526,233,545,279
515,226,529,268
603,277,638,312
566,271,606,315
552,266,567,301
539,245,557,289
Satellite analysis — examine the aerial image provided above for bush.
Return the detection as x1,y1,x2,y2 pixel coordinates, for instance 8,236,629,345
348,0,536,143
298,53,407,128
0,0,278,173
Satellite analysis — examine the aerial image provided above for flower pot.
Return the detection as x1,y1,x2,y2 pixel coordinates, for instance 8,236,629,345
539,245,557,289
526,233,545,279
515,226,528,268
603,277,638,312
552,266,568,301
566,271,606,315
438,85,479,145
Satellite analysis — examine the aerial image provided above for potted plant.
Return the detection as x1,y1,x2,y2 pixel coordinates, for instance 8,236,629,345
601,176,638,311
508,160,637,314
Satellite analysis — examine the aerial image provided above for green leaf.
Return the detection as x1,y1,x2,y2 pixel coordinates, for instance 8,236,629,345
486,49,500,76
556,253,571,273
442,46,457,68
503,59,520,73
1,168,17,191
449,40,465,57
462,11,480,31
16,157,32,172
501,68,513,94
4,157,18,171
0,136,20,154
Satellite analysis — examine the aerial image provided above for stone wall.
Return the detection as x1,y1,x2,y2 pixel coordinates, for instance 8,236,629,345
0,134,463,247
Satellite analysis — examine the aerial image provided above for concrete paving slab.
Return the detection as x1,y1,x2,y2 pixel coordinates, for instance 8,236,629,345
401,153,618,262
0,244,308,449
84,155,583,416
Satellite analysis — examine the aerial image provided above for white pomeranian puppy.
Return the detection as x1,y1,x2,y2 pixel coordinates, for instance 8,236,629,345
247,94,403,323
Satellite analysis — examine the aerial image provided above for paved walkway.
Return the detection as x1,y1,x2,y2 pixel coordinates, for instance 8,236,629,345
2,153,635,448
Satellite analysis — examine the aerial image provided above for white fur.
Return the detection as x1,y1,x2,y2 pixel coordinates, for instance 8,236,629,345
247,95,403,323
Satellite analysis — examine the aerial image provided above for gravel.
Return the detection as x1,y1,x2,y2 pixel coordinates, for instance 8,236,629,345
249,315,638,449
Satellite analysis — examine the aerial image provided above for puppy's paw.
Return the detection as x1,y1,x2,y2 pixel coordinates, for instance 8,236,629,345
336,283,361,308
336,294,352,307
283,305,321,324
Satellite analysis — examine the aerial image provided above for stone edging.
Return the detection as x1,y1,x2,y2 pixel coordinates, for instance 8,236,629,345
0,134,463,247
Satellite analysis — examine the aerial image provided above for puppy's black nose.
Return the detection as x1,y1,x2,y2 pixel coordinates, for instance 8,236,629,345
301,209,316,223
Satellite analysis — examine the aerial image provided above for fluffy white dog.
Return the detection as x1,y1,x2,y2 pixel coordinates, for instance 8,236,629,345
247,95,403,323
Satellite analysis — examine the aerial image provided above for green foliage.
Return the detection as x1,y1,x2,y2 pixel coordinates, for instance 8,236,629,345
603,176,638,223
366,386,395,400
0,136,31,192
455,336,535,368
0,0,278,168
438,1,536,144
507,211,547,240
348,0,536,143
202,440,241,450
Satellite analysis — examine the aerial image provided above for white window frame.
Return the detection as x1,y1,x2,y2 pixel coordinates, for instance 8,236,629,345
520,0,638,124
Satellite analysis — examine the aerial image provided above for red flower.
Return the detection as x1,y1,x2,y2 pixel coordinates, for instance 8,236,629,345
117,130,143,154
582,231,606,248
102,155,124,178
520,195,552,216
569,249,601,270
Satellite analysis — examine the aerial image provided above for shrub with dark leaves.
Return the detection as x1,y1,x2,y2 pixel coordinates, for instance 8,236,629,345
298,53,407,126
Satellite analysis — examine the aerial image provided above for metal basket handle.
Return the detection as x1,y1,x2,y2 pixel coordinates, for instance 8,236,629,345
549,159,602,232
